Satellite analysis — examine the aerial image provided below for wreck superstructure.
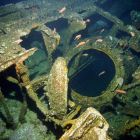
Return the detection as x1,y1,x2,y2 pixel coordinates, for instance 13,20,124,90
0,0,140,139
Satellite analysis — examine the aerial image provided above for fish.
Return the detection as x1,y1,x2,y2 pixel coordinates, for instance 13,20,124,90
75,41,86,48
85,39,90,43
109,36,113,41
75,39,90,48
98,70,106,77
12,39,23,45
115,89,126,94
82,53,88,56
130,31,135,37
74,34,81,40
100,28,105,33
95,38,103,43
58,7,66,14
83,19,90,25
85,19,90,23
52,28,56,34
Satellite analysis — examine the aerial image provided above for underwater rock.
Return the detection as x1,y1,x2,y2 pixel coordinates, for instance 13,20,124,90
60,107,110,140
46,57,68,119
9,123,52,140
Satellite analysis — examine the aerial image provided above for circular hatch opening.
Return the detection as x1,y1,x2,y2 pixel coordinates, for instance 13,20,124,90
69,49,116,97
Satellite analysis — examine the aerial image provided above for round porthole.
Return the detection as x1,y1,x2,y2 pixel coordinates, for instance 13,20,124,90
69,49,116,97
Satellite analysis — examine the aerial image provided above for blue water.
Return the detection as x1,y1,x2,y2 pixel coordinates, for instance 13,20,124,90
0,0,26,6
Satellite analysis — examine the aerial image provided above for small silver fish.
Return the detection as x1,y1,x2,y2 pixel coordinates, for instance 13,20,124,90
82,53,88,56
58,6,66,14
74,34,81,40
85,19,90,23
98,70,106,77
95,38,103,43
100,28,105,33
52,28,56,34
130,31,135,37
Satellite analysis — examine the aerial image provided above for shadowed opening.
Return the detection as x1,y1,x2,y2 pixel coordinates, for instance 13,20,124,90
69,49,116,97
20,30,49,79
45,18,68,32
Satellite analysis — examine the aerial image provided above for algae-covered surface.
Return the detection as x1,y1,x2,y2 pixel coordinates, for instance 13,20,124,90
0,0,140,139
